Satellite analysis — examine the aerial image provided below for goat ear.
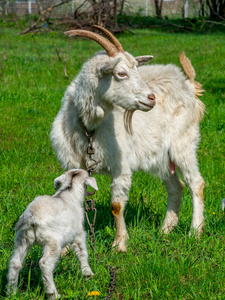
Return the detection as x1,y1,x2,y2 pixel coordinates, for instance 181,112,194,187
68,169,79,178
54,174,66,190
84,177,98,191
135,55,154,66
98,57,121,75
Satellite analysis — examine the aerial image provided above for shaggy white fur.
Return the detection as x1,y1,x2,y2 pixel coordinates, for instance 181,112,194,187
51,49,205,252
7,169,97,299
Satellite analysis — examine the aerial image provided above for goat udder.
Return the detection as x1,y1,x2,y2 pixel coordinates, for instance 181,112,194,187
169,159,175,175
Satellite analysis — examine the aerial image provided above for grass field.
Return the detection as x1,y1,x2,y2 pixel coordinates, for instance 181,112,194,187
0,27,225,299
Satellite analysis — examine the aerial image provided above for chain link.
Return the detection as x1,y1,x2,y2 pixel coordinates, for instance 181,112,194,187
104,266,117,299
84,131,99,250
85,198,97,250
80,118,117,300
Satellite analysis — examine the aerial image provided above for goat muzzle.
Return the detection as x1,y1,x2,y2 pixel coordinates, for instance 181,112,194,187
148,93,156,107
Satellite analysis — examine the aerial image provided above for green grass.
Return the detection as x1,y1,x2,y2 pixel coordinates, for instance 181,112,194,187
0,27,225,299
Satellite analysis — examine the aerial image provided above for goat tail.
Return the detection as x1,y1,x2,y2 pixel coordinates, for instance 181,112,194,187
14,214,26,231
14,213,34,231
179,52,205,98
179,52,205,122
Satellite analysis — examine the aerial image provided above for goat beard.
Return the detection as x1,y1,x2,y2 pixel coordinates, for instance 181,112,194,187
124,109,135,135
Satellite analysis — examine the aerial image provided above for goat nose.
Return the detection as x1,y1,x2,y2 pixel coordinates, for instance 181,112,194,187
148,93,156,107
148,94,155,101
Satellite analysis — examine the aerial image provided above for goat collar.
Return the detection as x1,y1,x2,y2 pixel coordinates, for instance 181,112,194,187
78,118,95,138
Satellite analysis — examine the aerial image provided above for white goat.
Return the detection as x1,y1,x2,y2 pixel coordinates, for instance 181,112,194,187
51,26,205,252
7,169,97,299
222,199,225,211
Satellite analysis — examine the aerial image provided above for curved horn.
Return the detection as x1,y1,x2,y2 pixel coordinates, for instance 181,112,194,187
64,30,119,57
93,25,125,53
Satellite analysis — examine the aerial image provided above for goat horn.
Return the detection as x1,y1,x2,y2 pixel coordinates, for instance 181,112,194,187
64,29,119,57
93,25,125,53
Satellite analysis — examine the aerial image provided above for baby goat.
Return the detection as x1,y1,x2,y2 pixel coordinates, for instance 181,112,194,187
7,169,98,299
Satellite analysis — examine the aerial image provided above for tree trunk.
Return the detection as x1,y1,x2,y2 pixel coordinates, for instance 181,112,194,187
199,0,205,17
206,0,225,18
119,0,125,14
1,0,9,17
113,0,117,18
154,0,163,18
219,0,225,17
183,0,189,18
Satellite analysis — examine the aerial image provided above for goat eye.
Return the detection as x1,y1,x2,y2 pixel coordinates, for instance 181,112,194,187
118,72,127,78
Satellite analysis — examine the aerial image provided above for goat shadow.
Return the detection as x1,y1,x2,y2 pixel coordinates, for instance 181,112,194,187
0,203,163,299
0,246,44,298
0,174,165,298
0,268,8,298
90,190,164,248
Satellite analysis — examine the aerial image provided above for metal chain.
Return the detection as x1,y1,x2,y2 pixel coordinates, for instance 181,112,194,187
104,266,117,299
85,132,99,250
85,197,97,250
80,118,117,300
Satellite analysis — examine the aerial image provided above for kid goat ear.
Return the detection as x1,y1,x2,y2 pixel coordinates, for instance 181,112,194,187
85,177,98,191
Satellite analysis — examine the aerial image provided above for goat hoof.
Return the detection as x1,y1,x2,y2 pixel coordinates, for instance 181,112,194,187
160,226,173,235
85,274,94,281
83,268,94,278
47,293,61,299
112,240,127,253
60,246,70,257
189,228,203,239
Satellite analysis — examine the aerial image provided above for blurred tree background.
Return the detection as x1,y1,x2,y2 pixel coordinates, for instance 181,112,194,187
0,0,224,33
